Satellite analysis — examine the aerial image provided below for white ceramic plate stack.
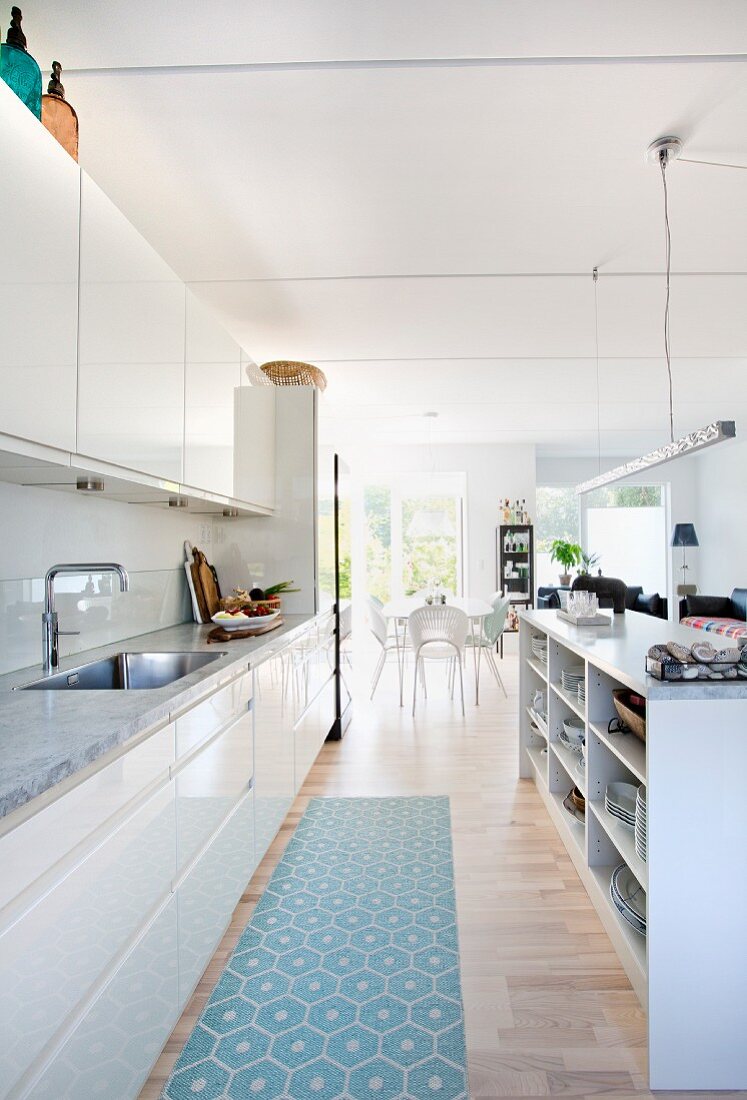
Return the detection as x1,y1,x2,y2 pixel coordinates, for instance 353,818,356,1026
577,681,586,706
605,781,638,831
561,665,584,695
610,863,647,937
635,786,647,863
531,636,548,665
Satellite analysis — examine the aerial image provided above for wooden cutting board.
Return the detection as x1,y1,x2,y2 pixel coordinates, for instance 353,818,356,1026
192,548,221,619
206,617,285,643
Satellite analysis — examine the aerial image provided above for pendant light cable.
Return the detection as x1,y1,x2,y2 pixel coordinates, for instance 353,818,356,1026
593,267,601,475
660,152,675,442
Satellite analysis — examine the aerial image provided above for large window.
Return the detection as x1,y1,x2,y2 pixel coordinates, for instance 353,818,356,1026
535,486,580,588
583,485,667,594
535,482,668,594
364,474,465,601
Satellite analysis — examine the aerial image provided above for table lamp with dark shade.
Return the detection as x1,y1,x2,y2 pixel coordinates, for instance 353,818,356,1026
671,523,699,594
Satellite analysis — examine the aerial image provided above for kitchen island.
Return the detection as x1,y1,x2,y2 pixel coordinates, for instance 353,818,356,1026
519,608,747,1091
0,611,335,1098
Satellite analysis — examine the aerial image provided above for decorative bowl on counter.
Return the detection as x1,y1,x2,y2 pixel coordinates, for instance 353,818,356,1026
211,610,280,631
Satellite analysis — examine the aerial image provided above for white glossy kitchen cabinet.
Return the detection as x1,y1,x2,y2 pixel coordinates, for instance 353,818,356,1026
234,384,277,511
0,620,333,1098
184,290,242,497
0,83,79,452
293,618,336,791
30,896,179,1100
253,651,295,858
177,787,255,1008
175,700,254,872
77,172,186,482
0,780,176,1094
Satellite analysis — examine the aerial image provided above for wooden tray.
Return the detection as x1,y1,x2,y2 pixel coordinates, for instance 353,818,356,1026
206,616,285,643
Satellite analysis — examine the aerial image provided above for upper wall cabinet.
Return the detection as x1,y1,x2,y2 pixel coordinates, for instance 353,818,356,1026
0,83,80,451
77,173,186,483
184,290,242,497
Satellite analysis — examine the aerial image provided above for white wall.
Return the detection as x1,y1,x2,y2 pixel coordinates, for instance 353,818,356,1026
346,441,536,600
693,435,744,597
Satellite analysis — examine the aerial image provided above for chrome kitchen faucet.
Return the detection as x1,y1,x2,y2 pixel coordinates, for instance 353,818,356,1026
42,563,130,672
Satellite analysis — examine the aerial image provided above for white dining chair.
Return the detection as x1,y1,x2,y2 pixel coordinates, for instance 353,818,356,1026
465,595,510,698
368,596,408,699
408,605,469,717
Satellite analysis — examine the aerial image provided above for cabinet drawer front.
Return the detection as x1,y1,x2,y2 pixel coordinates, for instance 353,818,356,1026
174,672,251,760
0,723,174,913
0,783,176,1093
178,788,255,1008
253,656,294,859
176,709,253,872
30,896,178,1100
295,674,335,792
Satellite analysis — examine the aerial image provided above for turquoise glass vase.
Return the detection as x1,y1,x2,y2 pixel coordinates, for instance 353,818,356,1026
1,41,41,117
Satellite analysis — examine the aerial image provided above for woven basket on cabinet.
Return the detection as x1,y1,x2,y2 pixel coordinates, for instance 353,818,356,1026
260,360,327,391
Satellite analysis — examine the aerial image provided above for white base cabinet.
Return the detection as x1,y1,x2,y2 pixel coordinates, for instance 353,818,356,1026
177,789,255,1008
29,896,179,1100
0,618,334,1098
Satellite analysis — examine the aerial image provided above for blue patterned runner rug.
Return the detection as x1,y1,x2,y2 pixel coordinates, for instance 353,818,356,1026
163,796,468,1100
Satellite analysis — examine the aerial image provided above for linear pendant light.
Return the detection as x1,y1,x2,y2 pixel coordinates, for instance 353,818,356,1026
576,137,737,495
575,420,736,494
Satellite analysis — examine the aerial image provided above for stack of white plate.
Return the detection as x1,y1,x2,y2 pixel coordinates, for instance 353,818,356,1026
610,863,646,937
635,786,647,863
577,681,586,705
605,781,638,831
561,665,584,694
531,636,548,665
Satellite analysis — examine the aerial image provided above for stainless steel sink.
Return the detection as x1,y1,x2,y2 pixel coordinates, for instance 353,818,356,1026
18,651,226,691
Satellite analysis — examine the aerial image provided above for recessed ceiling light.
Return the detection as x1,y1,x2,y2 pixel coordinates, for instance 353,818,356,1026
168,496,188,508
76,477,104,492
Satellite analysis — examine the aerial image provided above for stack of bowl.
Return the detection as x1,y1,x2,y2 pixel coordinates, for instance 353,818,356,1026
610,863,646,937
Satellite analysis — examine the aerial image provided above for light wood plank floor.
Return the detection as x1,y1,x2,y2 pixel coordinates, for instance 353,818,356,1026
141,647,742,1100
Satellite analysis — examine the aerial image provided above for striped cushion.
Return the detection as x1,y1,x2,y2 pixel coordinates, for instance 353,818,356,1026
682,616,747,640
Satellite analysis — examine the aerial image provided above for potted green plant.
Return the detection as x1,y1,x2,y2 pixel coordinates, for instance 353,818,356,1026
578,550,600,576
549,539,582,586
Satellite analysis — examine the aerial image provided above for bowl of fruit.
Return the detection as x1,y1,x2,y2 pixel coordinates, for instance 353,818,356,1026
221,581,299,615
211,605,281,631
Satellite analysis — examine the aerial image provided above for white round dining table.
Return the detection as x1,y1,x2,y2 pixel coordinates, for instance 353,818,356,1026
380,596,494,707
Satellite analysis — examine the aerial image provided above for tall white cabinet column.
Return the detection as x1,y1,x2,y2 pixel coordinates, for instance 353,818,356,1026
77,173,186,483
0,82,79,451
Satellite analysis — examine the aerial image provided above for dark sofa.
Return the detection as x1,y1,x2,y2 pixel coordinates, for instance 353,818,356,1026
537,579,667,619
678,588,747,640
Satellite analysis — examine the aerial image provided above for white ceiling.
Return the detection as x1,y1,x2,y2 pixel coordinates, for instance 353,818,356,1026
27,1,747,455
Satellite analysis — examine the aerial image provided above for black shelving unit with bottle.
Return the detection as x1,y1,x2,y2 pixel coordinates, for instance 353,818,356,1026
496,524,534,653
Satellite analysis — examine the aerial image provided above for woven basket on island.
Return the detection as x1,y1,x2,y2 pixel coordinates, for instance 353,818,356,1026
612,688,647,742
260,360,327,391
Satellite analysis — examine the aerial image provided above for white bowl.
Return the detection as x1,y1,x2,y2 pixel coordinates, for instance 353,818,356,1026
211,610,279,630
562,717,585,746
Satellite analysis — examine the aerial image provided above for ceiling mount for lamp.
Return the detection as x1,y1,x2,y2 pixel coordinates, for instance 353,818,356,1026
645,136,683,165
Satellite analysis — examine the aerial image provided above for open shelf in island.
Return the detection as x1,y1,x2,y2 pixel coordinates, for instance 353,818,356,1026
517,607,747,1091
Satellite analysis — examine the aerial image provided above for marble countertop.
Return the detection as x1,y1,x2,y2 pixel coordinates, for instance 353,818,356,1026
0,614,323,822
521,608,747,699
